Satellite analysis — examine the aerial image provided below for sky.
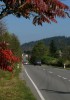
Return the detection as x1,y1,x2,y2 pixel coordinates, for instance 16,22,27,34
2,0,70,44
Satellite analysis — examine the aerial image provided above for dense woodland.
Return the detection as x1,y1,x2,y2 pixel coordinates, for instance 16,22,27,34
21,36,70,52
21,36,70,67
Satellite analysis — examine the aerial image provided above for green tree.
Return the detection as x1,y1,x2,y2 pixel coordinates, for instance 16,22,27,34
0,32,11,43
0,20,7,35
0,20,22,58
63,46,70,60
31,41,48,63
10,34,22,58
49,40,57,57
0,32,22,58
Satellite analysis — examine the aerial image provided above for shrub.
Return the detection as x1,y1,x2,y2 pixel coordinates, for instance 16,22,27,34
0,41,20,72
42,56,58,66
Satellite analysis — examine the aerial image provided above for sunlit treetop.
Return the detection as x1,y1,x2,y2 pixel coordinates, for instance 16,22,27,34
0,0,70,25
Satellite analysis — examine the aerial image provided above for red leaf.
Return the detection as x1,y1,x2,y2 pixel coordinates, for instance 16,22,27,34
7,66,13,72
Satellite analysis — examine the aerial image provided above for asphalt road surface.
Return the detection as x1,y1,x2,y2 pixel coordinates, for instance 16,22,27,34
20,64,70,100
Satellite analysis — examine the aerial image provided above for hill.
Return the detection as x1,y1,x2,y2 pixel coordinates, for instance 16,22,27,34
21,36,70,53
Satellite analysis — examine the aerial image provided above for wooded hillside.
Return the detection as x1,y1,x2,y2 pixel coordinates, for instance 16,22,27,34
21,36,70,52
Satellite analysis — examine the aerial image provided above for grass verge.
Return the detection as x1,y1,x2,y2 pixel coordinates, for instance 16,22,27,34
0,63,36,100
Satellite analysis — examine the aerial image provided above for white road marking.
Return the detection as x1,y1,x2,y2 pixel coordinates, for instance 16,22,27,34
43,69,46,70
62,77,67,80
24,68,45,100
57,75,67,80
48,71,53,74
57,75,62,77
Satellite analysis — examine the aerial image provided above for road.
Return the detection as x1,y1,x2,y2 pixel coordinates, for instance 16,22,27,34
20,64,70,100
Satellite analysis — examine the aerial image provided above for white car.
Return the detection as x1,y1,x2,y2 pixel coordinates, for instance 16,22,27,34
23,61,29,65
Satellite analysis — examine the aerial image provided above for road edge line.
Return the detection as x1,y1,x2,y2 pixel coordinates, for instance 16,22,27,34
24,68,45,100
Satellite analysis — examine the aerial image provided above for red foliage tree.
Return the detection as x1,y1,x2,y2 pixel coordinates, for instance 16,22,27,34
0,0,70,25
0,41,20,72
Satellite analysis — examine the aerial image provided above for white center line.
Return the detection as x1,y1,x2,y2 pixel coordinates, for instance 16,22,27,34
57,75,62,77
48,71,53,74
62,77,67,80
43,69,46,70
57,75,67,80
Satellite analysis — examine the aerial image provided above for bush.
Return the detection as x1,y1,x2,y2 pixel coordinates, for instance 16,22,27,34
64,60,70,68
42,56,58,66
57,58,64,67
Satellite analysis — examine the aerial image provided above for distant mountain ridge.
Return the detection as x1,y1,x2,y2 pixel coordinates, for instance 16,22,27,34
21,36,70,52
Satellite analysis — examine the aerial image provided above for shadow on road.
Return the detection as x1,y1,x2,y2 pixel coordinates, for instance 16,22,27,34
41,89,70,94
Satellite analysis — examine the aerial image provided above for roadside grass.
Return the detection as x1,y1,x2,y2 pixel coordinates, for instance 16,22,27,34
65,68,70,70
0,63,36,100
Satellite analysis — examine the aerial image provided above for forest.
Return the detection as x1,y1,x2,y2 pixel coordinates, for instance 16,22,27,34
21,36,70,52
21,36,70,67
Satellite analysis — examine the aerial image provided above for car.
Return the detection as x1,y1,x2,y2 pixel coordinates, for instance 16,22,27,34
23,61,29,65
24,62,29,65
34,60,41,66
